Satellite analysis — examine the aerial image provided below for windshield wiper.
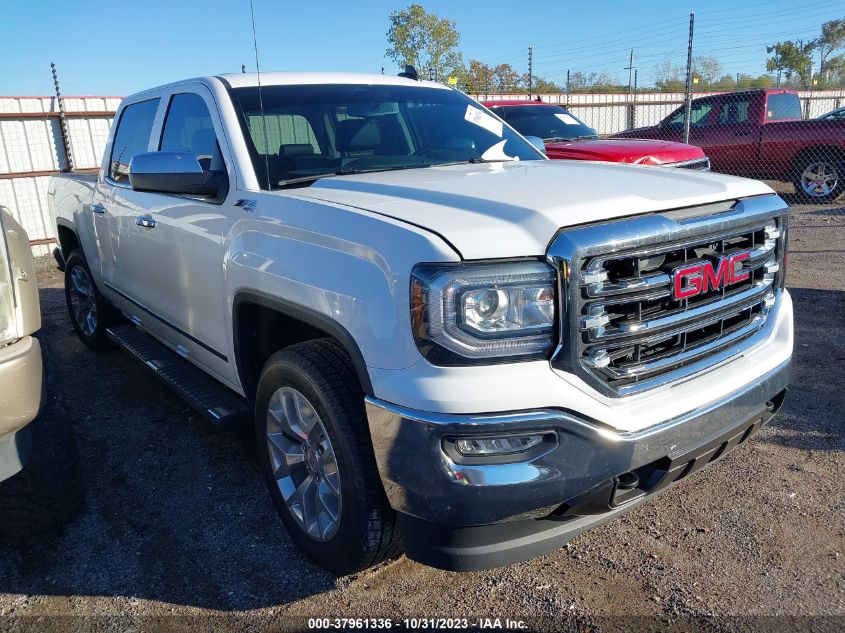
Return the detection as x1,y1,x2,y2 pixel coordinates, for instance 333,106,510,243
543,136,574,142
576,134,600,140
277,174,335,188
277,163,433,188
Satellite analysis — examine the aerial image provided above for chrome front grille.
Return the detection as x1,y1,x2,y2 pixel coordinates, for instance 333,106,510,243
670,157,711,171
547,195,788,396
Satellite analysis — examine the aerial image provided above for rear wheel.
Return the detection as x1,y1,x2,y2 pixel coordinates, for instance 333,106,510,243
793,155,844,202
64,251,114,350
255,339,401,575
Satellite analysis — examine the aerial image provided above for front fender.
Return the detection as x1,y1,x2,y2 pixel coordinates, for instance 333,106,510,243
222,194,460,381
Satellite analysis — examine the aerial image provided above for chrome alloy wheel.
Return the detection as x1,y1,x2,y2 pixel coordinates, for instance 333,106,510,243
800,160,839,198
68,265,98,337
265,387,341,542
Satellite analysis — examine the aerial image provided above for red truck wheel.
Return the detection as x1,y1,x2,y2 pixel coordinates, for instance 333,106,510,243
793,156,844,202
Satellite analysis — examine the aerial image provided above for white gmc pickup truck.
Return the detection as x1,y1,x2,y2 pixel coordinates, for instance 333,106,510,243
48,72,792,574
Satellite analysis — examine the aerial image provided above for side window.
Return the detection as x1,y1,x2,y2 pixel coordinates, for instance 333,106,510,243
109,98,159,182
160,93,224,172
246,113,320,155
667,102,713,127
718,98,750,125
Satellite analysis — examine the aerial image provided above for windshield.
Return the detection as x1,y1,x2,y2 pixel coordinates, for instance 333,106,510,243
490,104,598,142
228,84,543,189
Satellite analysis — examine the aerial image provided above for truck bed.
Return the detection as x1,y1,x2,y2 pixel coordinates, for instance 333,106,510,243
47,173,97,238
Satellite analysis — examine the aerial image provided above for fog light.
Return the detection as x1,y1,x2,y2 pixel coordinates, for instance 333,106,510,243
454,435,544,456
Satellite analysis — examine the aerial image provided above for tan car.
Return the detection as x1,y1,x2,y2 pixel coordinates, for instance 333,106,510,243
0,206,80,536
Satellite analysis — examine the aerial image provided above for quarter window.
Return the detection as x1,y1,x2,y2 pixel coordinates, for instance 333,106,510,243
160,93,224,172
109,98,159,182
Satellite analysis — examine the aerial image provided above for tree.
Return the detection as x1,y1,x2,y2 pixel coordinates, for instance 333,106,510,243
767,40,815,88
524,74,562,93
816,19,845,84
692,56,723,86
654,60,686,91
464,60,524,93
386,4,462,82
465,60,494,93
493,63,520,92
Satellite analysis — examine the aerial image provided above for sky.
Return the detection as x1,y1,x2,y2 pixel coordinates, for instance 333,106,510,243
0,0,842,96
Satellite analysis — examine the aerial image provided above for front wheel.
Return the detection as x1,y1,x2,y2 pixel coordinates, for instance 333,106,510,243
255,339,401,575
0,413,83,538
793,156,844,202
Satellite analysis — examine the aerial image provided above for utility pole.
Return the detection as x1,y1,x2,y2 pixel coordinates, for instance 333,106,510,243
624,49,636,129
624,49,636,98
50,62,73,173
682,12,695,144
631,69,638,129
528,45,533,100
566,69,570,106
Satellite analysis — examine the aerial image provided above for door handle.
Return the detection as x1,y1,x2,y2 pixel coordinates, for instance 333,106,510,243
90,203,106,214
734,131,750,137
135,214,156,229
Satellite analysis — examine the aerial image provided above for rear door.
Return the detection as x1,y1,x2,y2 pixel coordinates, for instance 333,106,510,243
107,85,238,386
95,97,160,288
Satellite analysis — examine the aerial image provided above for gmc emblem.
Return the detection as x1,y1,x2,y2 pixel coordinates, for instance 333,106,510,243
672,252,751,300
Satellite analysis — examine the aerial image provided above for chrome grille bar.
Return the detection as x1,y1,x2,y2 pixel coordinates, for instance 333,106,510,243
547,195,788,397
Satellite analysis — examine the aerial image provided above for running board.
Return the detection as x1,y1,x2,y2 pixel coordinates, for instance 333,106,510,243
106,324,250,429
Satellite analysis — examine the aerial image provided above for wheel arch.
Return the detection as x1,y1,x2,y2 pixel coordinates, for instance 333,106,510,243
55,219,80,259
790,144,845,174
232,290,374,403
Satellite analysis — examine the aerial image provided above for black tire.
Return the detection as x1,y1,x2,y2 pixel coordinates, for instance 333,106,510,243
64,250,116,350
0,412,83,538
254,339,401,575
792,153,845,203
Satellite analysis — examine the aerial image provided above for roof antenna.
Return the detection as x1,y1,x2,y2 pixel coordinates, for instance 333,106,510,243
249,0,271,188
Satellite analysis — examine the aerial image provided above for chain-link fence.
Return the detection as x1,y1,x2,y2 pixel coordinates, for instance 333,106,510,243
475,88,845,203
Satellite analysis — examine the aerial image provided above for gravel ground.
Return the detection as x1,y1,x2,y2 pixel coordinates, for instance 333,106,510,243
0,191,842,632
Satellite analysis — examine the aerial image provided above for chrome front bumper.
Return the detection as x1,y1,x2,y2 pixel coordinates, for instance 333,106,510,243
365,358,790,569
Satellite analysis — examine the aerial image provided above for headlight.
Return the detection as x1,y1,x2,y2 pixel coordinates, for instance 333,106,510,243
410,260,557,364
0,219,17,346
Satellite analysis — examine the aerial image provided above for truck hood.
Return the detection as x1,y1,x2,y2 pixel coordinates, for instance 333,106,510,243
544,138,704,165
283,160,773,259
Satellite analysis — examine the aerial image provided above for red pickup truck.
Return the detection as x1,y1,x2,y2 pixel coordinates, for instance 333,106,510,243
482,100,709,170
614,89,845,201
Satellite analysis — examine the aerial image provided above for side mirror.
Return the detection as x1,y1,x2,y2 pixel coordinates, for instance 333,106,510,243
524,135,547,155
129,151,225,197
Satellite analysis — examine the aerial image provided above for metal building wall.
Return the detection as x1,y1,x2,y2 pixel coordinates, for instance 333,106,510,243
0,96,118,255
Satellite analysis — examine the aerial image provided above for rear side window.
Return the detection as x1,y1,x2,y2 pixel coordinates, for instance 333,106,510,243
109,98,159,182
160,93,224,172
766,93,801,120
718,98,749,125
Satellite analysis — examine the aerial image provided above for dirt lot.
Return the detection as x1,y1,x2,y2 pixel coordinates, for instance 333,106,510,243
0,193,843,632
